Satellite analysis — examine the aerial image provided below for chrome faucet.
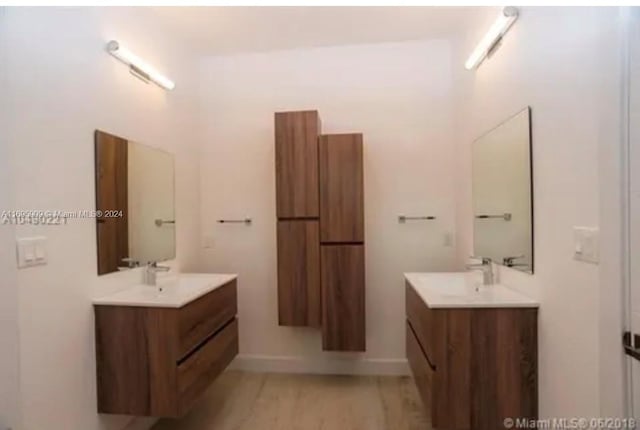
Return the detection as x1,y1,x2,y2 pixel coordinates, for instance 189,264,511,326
503,254,527,267
144,261,171,286
466,256,494,286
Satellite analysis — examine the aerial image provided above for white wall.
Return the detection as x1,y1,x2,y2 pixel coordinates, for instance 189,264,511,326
199,40,457,373
598,7,628,418
0,7,22,429
3,7,201,430
452,6,624,418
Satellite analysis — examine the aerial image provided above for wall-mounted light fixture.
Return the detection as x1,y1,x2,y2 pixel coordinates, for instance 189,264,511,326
106,40,175,90
464,6,519,71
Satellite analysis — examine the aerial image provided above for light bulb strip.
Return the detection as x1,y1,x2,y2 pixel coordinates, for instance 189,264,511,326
106,40,176,91
465,7,518,71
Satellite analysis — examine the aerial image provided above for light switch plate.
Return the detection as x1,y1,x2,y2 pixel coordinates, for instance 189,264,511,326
573,227,599,264
16,236,48,268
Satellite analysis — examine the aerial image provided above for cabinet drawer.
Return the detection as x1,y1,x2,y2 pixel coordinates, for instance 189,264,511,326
177,318,239,415
406,321,434,417
406,282,438,367
177,280,237,359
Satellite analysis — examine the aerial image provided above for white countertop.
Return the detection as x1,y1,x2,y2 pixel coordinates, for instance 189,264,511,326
404,272,539,309
93,273,238,308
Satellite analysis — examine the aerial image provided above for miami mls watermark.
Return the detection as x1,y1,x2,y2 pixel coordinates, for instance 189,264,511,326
503,417,637,429
1,209,123,225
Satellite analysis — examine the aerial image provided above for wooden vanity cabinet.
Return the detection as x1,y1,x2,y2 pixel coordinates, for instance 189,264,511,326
406,282,538,430
95,280,238,417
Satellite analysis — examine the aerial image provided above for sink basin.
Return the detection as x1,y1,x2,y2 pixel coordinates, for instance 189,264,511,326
404,272,538,308
93,273,238,308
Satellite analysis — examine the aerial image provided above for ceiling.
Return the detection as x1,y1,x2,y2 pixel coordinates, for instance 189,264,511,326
147,7,493,56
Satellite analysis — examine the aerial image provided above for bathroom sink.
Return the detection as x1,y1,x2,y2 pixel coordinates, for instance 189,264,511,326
404,272,538,308
93,273,238,308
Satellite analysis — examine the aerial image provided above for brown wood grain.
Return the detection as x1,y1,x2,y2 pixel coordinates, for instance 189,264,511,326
405,283,438,367
319,134,364,243
321,244,365,351
277,220,321,327
95,130,129,275
442,309,472,429
178,280,237,358
146,308,180,416
275,111,320,218
406,322,434,417
405,285,538,430
177,318,239,415
94,280,239,417
95,306,156,415
489,308,538,427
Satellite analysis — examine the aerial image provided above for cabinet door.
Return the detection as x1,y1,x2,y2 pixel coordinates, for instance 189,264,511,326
321,244,365,351
319,133,364,243
275,111,320,218
277,220,321,327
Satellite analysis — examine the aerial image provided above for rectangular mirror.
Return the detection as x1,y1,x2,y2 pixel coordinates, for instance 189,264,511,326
472,107,533,273
94,130,176,275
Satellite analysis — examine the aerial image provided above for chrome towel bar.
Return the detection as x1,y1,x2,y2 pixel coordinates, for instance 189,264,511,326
154,219,175,227
475,213,512,221
398,215,436,223
217,218,252,225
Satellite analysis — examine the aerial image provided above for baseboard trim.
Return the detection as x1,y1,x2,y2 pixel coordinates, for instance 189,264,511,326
229,354,410,376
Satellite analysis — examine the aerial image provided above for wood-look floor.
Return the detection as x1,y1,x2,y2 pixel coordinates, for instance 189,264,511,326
152,370,430,430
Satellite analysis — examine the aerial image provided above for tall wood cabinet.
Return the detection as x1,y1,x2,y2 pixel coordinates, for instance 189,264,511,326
318,134,365,351
275,111,322,327
275,112,366,352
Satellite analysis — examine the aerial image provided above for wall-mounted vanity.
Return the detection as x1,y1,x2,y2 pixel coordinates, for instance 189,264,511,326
93,275,238,417
404,108,538,429
92,131,239,417
404,272,538,429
